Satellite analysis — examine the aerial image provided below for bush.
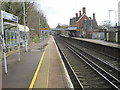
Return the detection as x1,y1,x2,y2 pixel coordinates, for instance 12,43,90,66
32,35,40,43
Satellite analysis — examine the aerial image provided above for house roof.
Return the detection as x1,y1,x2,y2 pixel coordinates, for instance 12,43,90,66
84,19,98,29
76,13,90,23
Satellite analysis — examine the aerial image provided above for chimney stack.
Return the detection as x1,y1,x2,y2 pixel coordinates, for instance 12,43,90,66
79,10,81,17
82,7,86,14
76,13,78,19
93,13,95,20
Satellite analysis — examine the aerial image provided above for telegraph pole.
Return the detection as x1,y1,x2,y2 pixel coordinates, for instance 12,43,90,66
23,2,28,52
115,10,117,26
39,17,41,41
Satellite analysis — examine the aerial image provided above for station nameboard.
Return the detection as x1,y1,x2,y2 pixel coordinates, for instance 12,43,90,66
40,28,49,30
1,10,18,22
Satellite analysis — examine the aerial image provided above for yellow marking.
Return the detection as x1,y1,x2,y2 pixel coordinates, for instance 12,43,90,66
28,44,48,90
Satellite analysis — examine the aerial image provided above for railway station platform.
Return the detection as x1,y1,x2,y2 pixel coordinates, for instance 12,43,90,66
29,36,73,88
2,38,49,88
60,35,120,48
72,37,120,48
2,36,73,89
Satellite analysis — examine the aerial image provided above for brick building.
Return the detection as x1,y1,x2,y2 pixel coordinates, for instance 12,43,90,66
69,7,98,38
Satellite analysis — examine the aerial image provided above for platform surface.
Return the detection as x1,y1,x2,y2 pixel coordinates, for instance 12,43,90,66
33,36,72,88
2,37,49,88
61,35,120,48
72,37,120,48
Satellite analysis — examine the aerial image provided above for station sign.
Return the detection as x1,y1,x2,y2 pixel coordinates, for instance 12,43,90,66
1,10,17,22
76,29,80,31
40,28,49,30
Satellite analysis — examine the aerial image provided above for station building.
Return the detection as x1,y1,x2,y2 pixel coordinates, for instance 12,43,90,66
69,7,99,38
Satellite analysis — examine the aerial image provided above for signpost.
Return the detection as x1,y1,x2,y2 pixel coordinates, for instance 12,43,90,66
0,10,20,73
39,28,49,40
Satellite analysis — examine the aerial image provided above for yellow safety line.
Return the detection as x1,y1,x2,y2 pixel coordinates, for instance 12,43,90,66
28,44,48,90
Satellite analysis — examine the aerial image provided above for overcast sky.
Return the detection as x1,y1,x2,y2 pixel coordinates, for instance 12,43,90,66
38,0,120,28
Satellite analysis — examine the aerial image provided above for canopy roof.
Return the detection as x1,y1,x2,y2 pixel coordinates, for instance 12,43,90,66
0,22,29,32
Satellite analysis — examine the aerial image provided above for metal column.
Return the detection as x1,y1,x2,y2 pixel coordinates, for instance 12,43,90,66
1,11,8,73
16,18,21,61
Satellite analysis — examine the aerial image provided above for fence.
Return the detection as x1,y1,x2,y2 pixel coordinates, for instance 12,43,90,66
104,30,120,43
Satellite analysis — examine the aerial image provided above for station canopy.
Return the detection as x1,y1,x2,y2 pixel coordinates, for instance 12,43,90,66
67,27,77,30
0,10,21,73
0,22,29,32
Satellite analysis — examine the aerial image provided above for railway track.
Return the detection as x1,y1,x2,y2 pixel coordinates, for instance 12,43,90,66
62,36,120,61
60,36,120,79
56,41,84,89
54,36,120,90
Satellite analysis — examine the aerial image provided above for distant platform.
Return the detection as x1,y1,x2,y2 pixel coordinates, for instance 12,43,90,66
60,35,120,49
73,37,120,49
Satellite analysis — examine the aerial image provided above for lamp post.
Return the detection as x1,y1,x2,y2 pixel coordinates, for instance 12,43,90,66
114,10,118,43
108,9,117,27
115,10,117,27
108,9,118,43
108,9,113,28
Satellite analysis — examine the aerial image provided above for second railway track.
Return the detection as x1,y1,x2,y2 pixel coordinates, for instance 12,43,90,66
54,36,120,90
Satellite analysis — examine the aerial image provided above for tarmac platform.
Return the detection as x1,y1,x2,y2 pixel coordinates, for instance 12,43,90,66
2,37,49,88
61,35,120,48
2,36,73,89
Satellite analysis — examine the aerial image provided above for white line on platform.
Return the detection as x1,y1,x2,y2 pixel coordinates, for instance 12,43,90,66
52,36,74,89
31,50,41,52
